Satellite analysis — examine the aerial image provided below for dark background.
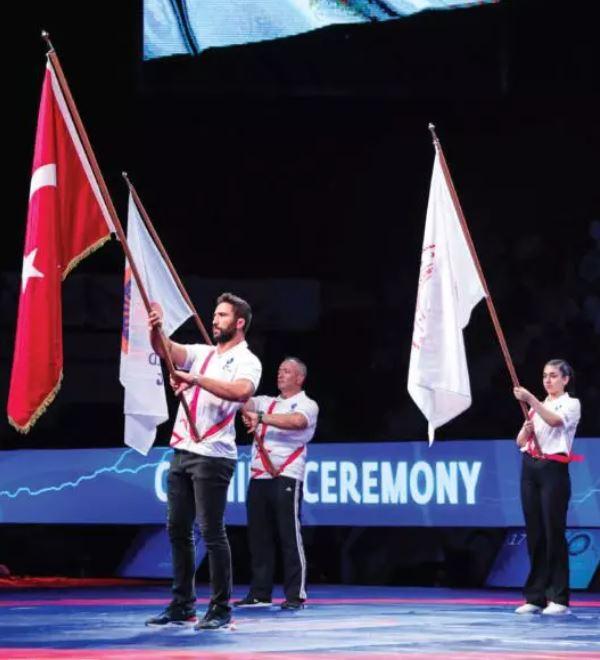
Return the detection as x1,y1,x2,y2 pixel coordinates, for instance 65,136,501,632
0,0,598,583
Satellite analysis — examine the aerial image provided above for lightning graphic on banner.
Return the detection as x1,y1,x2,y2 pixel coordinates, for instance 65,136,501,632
572,484,600,505
0,448,172,500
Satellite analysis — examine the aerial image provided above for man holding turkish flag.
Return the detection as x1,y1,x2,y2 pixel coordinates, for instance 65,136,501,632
7,60,114,432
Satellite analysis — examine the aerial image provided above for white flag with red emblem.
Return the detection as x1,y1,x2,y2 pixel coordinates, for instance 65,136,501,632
7,61,114,432
407,152,486,444
120,194,192,455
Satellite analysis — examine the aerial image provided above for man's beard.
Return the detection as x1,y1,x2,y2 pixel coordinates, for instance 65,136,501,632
213,325,236,344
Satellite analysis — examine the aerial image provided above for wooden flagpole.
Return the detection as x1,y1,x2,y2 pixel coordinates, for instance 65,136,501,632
121,176,278,470
42,32,201,442
428,123,541,453
121,172,213,346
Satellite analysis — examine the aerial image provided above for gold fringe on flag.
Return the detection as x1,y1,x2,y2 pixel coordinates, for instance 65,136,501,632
8,371,63,434
62,233,112,280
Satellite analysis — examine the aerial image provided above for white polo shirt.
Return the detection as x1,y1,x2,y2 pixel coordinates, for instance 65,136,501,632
170,341,262,459
525,393,581,455
250,390,319,481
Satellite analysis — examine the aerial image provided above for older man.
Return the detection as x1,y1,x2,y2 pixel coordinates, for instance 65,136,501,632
235,357,318,610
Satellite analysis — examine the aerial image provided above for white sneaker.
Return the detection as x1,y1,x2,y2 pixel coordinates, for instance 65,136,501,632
542,602,570,615
515,603,542,614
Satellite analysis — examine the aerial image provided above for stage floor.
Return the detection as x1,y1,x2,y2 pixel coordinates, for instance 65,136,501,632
1,584,599,659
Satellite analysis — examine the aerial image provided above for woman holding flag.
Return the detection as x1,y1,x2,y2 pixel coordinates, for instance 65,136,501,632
513,359,581,616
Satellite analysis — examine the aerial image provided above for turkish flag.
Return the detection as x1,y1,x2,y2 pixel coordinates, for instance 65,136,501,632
7,61,114,432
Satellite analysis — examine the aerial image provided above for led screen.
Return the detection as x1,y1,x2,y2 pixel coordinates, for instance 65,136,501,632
144,0,498,60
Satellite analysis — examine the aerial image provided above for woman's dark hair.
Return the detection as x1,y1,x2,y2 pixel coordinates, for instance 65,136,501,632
545,359,575,393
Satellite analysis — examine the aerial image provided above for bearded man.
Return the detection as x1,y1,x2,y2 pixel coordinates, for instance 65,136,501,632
145,292,261,631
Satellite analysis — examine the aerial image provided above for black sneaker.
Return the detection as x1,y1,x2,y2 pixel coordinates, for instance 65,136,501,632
194,604,232,631
145,606,198,627
233,595,272,608
280,600,305,610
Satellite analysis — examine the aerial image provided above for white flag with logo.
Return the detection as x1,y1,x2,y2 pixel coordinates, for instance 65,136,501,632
120,194,192,455
407,152,486,445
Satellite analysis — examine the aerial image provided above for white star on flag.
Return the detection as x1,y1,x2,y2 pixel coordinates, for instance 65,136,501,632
21,248,44,293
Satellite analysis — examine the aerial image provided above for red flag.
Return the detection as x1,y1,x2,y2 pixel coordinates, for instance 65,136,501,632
7,61,114,432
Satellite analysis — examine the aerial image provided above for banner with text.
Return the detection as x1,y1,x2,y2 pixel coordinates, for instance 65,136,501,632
0,439,598,527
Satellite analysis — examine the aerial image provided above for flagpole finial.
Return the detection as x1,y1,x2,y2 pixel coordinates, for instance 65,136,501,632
122,171,134,188
41,31,54,53
428,122,440,146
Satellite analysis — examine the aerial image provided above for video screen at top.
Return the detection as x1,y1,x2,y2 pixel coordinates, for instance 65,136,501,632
144,0,497,60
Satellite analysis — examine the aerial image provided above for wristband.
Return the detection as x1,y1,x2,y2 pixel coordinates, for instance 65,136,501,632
257,411,264,425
